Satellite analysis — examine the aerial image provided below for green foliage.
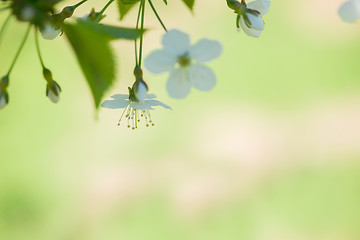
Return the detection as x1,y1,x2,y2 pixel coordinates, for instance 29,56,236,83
163,0,168,5
182,0,195,11
120,0,141,3
77,20,144,40
63,21,142,108
62,22,115,109
117,0,140,20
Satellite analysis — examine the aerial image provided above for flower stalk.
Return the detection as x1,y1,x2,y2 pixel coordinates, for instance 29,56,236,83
7,24,31,76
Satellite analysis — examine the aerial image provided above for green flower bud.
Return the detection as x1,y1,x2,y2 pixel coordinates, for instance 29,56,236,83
46,80,61,103
43,68,53,82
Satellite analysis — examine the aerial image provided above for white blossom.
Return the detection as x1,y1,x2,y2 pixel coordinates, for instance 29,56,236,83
46,81,61,103
101,93,171,129
339,0,360,23
134,81,148,103
144,30,222,99
237,0,270,38
0,93,6,109
40,23,61,40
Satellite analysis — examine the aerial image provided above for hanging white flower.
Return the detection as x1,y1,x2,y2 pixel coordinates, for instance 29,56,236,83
40,23,61,40
236,0,270,38
0,92,7,109
339,0,360,23
101,91,171,129
46,81,61,103
144,30,222,99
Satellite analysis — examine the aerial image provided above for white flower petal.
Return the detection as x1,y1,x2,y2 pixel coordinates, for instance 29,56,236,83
40,23,61,40
144,49,177,74
166,68,192,99
246,12,264,30
162,30,191,56
135,81,147,102
189,64,216,91
110,94,129,100
101,99,130,109
0,95,6,109
21,7,36,21
145,100,172,110
145,93,157,99
189,39,223,63
247,0,271,15
47,83,61,103
339,0,360,23
240,16,262,38
130,102,153,110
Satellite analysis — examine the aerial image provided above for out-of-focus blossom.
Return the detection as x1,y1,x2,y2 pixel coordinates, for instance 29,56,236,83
144,30,222,99
40,22,61,40
338,0,360,23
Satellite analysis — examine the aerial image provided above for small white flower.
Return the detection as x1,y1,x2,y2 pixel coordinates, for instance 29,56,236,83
40,23,61,40
46,81,61,103
21,6,36,21
0,77,9,109
237,0,270,38
101,92,171,129
0,92,7,109
339,0,360,23
144,30,222,99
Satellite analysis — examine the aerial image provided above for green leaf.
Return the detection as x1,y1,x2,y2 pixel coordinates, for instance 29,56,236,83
120,0,140,4
163,0,167,5
182,0,195,11
63,22,116,109
76,20,144,41
117,0,139,20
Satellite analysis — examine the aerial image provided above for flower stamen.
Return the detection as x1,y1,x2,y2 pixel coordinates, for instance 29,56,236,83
118,105,129,126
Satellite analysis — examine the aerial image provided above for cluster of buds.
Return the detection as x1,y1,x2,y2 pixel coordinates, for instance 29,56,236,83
8,0,83,40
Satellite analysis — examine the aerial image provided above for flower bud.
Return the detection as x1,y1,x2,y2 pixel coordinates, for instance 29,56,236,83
227,0,241,11
132,80,148,103
40,22,61,40
60,6,75,19
43,68,53,82
21,6,36,21
0,88,9,109
243,9,264,30
46,80,61,103
0,75,9,89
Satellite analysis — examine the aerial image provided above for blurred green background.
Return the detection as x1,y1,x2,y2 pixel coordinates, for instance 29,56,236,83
1,0,360,239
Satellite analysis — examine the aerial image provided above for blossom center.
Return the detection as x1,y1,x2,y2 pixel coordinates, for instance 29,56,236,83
178,54,191,67
118,105,155,130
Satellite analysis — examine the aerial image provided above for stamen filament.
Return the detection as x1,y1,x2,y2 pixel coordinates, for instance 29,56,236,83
118,105,129,126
